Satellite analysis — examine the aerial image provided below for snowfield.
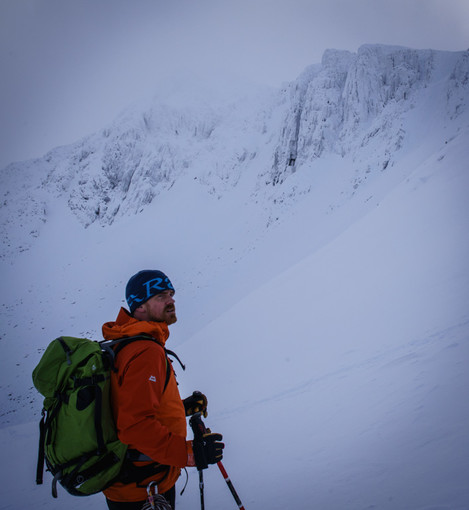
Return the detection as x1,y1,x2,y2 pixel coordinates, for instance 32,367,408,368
0,45,468,509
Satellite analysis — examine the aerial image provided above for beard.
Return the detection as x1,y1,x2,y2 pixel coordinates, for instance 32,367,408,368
153,304,177,325
139,299,178,325
164,307,178,325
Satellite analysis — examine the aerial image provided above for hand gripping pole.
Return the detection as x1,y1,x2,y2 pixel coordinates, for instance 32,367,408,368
189,413,206,510
189,413,246,510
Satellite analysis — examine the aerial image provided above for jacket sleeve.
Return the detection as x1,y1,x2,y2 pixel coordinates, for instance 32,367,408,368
112,341,188,467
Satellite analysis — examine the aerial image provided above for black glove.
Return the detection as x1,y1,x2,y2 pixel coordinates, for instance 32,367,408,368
183,391,208,417
193,429,224,470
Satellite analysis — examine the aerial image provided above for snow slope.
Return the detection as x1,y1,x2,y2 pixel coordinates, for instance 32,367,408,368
0,45,468,509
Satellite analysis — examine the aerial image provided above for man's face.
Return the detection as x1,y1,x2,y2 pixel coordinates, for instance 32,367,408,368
135,290,177,325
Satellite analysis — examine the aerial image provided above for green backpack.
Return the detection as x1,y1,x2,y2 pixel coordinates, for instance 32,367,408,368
32,335,182,498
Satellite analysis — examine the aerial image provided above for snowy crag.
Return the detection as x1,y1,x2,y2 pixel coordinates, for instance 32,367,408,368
1,45,469,510
2,45,467,256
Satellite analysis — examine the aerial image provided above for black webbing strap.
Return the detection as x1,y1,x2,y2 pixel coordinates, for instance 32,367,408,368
36,410,46,485
68,451,119,488
119,459,170,486
165,349,186,371
101,335,185,391
51,469,62,498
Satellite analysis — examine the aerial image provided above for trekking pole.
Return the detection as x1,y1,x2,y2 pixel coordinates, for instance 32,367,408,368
198,467,205,510
189,413,247,510
189,413,206,510
217,461,246,510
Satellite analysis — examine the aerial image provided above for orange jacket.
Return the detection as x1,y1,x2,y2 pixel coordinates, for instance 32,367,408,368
102,308,188,502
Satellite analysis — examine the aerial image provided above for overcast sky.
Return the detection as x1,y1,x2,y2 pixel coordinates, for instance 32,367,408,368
1,0,468,169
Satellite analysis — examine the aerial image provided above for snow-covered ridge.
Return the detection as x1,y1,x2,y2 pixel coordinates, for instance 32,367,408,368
1,44,468,259
270,45,468,184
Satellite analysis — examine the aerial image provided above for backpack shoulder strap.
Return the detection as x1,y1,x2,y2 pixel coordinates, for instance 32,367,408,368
165,348,186,371
100,336,185,392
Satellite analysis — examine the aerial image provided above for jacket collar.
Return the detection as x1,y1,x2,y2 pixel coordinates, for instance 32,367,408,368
102,307,169,345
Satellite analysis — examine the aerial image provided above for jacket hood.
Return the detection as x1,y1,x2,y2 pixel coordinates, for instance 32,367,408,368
102,307,170,345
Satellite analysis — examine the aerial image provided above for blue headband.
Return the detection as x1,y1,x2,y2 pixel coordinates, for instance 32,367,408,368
125,270,174,313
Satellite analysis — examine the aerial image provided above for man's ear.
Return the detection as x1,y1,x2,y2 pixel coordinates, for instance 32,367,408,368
133,303,147,319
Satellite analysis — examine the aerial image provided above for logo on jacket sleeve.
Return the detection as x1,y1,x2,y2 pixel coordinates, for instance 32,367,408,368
149,375,157,382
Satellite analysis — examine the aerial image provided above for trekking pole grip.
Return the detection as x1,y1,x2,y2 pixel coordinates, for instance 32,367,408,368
189,412,207,440
189,412,209,470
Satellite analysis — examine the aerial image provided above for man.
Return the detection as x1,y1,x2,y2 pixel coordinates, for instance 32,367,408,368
102,269,224,509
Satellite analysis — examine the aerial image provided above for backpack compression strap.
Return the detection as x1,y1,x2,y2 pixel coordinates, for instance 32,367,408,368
36,410,46,485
